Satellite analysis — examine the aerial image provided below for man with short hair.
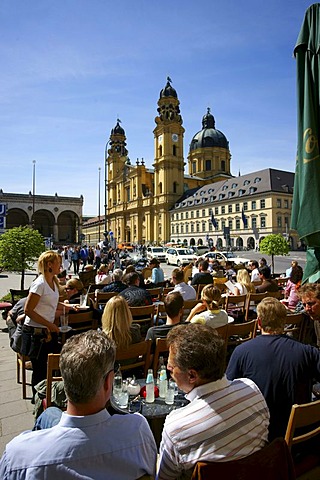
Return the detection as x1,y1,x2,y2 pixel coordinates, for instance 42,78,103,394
146,291,184,345
171,268,196,300
119,272,153,306
0,330,157,479
227,297,320,441
157,324,269,480
102,268,127,293
255,265,279,293
248,260,259,282
190,260,213,286
299,283,320,347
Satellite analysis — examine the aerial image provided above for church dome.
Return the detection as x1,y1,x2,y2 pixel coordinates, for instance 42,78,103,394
189,108,229,151
159,77,177,99
111,119,125,136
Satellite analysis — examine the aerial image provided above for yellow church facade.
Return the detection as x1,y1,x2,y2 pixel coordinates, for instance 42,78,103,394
104,78,232,245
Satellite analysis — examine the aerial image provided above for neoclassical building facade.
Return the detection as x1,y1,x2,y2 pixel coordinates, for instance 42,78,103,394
0,190,83,244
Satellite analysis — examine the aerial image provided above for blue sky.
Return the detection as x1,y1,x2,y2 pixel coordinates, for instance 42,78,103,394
0,0,314,215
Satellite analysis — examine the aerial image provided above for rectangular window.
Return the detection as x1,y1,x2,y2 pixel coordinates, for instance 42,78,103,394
191,211,194,218
284,199,289,209
221,220,225,230
277,199,282,208
191,224,194,233
252,217,257,229
205,159,212,171
228,205,232,213
261,216,266,228
243,202,248,211
228,220,233,230
235,203,240,212
260,199,265,209
221,206,225,214
186,224,189,233
215,207,219,215
236,219,240,229
196,210,200,218
252,200,256,210
186,212,189,219
192,162,196,174
202,209,206,217
277,216,282,227
196,223,200,232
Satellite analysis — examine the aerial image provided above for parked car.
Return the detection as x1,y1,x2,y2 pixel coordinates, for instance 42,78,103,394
165,247,196,267
146,246,166,263
204,251,250,265
191,246,210,256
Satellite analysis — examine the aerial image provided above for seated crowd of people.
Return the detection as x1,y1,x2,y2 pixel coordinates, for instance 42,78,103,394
2,248,320,479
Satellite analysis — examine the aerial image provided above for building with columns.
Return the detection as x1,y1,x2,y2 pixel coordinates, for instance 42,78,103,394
0,190,83,244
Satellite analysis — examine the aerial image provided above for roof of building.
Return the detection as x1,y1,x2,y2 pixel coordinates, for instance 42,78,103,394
189,108,229,152
159,77,177,99
171,168,294,210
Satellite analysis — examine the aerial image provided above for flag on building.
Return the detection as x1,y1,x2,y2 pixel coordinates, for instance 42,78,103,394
242,208,248,228
211,212,218,229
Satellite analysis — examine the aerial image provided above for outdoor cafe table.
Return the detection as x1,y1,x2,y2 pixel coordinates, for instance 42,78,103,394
110,381,189,448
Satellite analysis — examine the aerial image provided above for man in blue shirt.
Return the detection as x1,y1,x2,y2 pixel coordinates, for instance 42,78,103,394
0,330,157,480
227,297,320,441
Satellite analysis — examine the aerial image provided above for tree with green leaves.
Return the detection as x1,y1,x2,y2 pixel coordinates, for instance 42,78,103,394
0,226,45,289
259,234,290,274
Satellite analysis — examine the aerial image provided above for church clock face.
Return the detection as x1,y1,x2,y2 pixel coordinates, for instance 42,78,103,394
172,134,178,142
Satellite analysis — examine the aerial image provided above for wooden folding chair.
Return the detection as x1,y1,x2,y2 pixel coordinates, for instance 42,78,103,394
265,291,284,300
145,287,162,301
285,399,320,478
116,340,152,378
244,292,267,321
16,353,32,399
129,305,155,335
10,288,30,305
61,311,97,344
155,302,167,326
225,294,247,321
284,313,305,342
152,338,169,377
182,299,200,322
45,353,62,408
162,287,174,298
95,291,118,310
227,319,258,351
78,269,97,288
191,438,295,480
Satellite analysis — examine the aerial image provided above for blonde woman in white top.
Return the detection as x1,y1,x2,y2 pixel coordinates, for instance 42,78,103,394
186,284,229,328
233,268,255,296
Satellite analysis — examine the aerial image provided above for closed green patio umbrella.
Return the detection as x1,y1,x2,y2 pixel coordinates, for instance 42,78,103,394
291,3,320,283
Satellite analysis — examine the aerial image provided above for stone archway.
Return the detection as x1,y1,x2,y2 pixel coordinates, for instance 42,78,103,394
57,211,79,243
197,238,203,246
216,237,223,249
236,237,244,249
33,209,55,238
6,208,29,228
247,237,255,250
190,238,196,246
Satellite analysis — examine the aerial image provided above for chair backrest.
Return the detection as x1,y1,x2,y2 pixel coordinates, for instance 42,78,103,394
227,319,258,348
152,337,169,377
95,291,118,309
265,291,283,300
141,267,152,280
155,302,167,326
116,340,152,378
285,399,320,450
245,292,267,321
163,287,174,297
61,311,97,344
183,267,193,283
10,288,30,305
214,324,229,343
78,269,97,288
129,305,155,325
46,354,62,408
225,294,247,318
145,287,162,301
284,313,305,342
182,299,200,321
191,438,295,480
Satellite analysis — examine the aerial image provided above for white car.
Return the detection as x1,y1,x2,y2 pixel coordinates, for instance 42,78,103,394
204,251,250,265
165,247,196,267
146,246,166,263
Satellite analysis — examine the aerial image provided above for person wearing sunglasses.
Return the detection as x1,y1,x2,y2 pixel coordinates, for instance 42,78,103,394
299,283,320,347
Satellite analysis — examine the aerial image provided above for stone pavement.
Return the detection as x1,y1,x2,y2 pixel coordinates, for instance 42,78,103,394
0,271,36,456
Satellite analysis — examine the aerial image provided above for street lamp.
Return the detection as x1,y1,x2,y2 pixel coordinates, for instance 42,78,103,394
32,160,36,228
98,167,101,243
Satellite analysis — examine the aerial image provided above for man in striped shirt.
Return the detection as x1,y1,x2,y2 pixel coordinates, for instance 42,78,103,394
157,324,269,480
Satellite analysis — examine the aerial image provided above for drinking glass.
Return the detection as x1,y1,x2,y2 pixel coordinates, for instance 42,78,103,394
60,315,69,332
165,381,175,405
